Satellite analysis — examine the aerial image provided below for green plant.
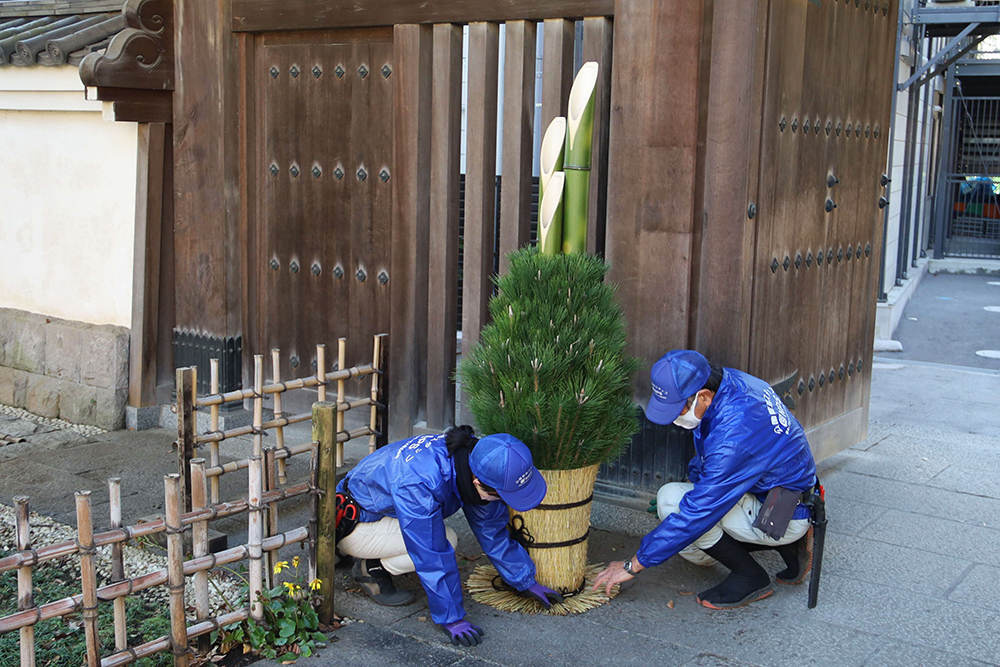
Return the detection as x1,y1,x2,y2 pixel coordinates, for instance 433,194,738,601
213,557,326,661
459,247,640,470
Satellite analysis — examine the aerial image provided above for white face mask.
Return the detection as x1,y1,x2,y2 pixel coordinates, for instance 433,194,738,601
673,392,703,430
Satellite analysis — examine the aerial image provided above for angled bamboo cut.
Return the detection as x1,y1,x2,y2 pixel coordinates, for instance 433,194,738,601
539,117,566,254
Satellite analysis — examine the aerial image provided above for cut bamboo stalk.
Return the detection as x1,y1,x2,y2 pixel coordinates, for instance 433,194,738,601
163,474,190,667
189,459,210,657
316,343,327,403
0,527,310,636
252,354,264,458
209,359,221,504
248,454,264,620
313,401,337,625
368,334,382,454
539,116,566,202
100,610,251,667
307,444,319,585
108,479,127,653
263,447,278,589
539,171,566,255
336,338,346,467
76,491,101,667
194,363,376,407
563,62,599,255
176,367,196,512
195,397,373,445
272,349,288,485
14,496,35,667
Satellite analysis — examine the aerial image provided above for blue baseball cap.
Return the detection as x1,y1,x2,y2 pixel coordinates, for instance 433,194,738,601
646,350,712,425
469,434,547,512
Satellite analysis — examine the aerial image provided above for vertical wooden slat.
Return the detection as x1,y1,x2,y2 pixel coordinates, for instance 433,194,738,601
369,333,386,453
76,491,100,667
209,359,221,504
163,475,190,667
175,367,196,512
336,338,346,467
108,478,127,653
313,401,337,625
389,24,433,440
14,496,34,667
499,20,538,273
189,459,210,656
425,23,463,431
541,19,575,133
582,17,613,256
459,21,501,427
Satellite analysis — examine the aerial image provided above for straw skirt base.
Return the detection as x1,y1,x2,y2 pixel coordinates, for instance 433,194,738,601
465,562,619,615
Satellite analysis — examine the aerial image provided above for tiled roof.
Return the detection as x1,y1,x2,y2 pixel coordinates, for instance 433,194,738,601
0,7,125,67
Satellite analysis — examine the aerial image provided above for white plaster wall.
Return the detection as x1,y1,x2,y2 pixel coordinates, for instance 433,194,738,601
0,66,137,328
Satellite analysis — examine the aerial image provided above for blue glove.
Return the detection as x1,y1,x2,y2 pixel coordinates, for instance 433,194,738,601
521,582,564,608
442,619,485,647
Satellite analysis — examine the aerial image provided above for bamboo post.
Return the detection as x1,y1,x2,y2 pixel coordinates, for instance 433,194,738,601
263,447,278,589
75,491,101,667
108,479,127,653
164,474,190,667
316,343,327,402
563,62,599,255
14,496,35,667
271,350,288,485
336,338,346,467
189,459,211,657
307,444,319,585
368,334,381,454
248,454,264,621
209,359,221,504
313,401,337,625
252,355,264,458
176,367,196,511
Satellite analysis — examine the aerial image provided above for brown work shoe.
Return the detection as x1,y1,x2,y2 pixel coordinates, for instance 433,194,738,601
775,526,813,585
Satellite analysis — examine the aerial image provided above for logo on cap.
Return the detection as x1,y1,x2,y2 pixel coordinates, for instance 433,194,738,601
516,468,532,488
652,383,669,401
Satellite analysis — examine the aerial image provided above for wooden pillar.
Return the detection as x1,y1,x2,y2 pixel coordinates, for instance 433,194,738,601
541,19,575,134
389,24,433,440
582,17,613,256
605,0,711,398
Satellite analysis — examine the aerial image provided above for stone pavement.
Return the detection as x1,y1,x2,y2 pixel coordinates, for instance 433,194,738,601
1,277,999,666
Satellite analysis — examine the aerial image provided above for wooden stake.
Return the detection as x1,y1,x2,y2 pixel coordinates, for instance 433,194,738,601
248,454,264,621
189,459,210,657
14,496,35,667
252,355,264,459
108,478,127,652
75,491,101,667
312,401,337,625
263,446,278,589
271,350,288,485
336,338,346,467
163,474,190,667
209,359,221,504
176,367,196,512
368,334,385,454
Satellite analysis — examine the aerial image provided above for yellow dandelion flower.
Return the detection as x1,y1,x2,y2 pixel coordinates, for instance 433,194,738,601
292,556,300,568
273,560,290,574
309,578,322,591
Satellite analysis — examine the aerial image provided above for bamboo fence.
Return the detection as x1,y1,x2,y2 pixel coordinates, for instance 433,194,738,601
0,334,388,667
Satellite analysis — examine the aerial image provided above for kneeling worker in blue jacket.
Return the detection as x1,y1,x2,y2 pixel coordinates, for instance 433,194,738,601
336,427,563,645
593,349,818,609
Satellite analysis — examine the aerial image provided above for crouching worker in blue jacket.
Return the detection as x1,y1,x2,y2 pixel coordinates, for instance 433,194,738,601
335,427,563,645
593,350,818,610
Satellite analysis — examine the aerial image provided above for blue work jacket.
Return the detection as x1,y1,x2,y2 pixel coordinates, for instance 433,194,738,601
341,434,536,624
636,368,817,568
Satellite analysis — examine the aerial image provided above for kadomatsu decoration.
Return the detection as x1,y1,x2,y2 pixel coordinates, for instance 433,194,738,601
459,248,639,601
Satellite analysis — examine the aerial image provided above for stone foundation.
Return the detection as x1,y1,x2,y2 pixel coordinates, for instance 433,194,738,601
0,308,128,430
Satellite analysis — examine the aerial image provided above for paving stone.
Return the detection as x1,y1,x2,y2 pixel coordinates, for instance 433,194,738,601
80,326,129,391
947,564,1000,613
3,311,46,375
834,445,950,484
44,321,86,383
0,417,39,438
858,509,1000,567
926,466,1000,500
24,428,90,449
868,433,1000,475
824,498,887,536
0,366,29,408
25,372,60,418
680,656,765,667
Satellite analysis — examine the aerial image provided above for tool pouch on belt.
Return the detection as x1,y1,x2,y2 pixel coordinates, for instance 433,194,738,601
752,486,802,540
335,481,360,542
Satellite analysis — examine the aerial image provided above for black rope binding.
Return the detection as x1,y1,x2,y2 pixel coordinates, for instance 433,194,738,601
535,493,593,511
508,515,589,550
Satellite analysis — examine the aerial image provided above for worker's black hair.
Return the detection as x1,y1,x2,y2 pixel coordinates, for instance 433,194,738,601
701,365,725,393
445,424,478,455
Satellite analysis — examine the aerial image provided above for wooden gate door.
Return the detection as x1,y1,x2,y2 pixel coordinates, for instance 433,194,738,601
748,0,897,459
252,29,393,388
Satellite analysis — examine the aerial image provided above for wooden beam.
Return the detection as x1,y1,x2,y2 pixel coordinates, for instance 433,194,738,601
582,16,613,256
605,0,709,399
425,23,463,431
129,122,166,408
498,20,537,274
540,18,575,135
232,0,614,33
459,21,500,427
389,24,433,440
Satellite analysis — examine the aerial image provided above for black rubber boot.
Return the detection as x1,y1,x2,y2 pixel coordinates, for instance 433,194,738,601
696,533,773,610
352,559,415,606
775,526,813,586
